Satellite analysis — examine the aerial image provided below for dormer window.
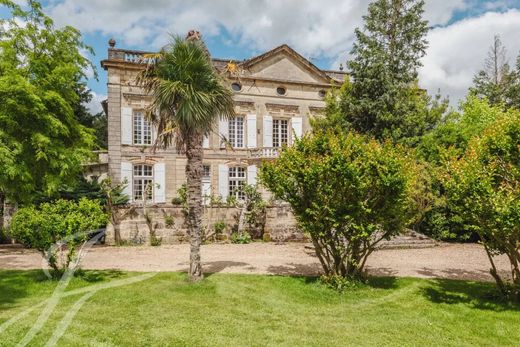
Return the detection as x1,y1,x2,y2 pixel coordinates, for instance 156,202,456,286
276,87,287,96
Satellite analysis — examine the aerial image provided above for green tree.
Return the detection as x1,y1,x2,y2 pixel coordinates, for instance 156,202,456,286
470,35,520,110
416,97,518,240
9,198,107,277
260,132,416,280
326,0,444,143
442,113,520,299
0,0,95,229
137,34,235,281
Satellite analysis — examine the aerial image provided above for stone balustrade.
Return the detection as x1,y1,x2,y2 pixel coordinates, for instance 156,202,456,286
249,147,280,159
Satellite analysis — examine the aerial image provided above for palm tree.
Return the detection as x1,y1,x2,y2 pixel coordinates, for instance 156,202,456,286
137,34,235,281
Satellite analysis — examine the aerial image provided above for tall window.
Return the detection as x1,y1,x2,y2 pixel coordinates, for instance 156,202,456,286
273,119,288,148
133,111,152,145
229,116,244,148
229,167,246,200
202,165,211,180
133,164,153,201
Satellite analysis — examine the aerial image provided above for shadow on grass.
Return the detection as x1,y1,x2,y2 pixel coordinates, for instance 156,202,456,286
75,269,126,283
0,270,47,309
422,278,520,311
0,269,126,309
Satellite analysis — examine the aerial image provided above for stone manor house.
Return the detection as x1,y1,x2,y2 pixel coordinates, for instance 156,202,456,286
99,40,346,243
101,40,346,205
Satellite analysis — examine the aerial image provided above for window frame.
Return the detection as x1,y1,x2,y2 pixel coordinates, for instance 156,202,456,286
133,110,152,146
133,164,154,202
272,118,289,148
228,166,246,200
228,115,245,148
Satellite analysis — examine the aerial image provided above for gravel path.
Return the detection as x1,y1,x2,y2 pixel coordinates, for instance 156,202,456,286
0,243,510,282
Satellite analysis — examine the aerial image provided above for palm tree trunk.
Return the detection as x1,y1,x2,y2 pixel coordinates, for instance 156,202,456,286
185,133,204,281
0,191,5,232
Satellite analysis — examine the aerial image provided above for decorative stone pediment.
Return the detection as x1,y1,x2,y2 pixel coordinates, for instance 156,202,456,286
241,45,331,84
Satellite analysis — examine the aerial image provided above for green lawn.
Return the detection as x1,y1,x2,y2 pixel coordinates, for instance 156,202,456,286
0,270,519,346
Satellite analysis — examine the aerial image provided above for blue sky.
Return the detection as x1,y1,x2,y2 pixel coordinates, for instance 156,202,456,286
3,1,520,112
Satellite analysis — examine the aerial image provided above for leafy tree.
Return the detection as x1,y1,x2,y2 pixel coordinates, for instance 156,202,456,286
442,113,520,300
416,97,518,240
8,198,107,277
260,132,416,280
137,34,235,281
470,35,520,110
323,0,445,144
0,0,95,229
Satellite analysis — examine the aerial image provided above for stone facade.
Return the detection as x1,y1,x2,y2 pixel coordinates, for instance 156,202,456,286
106,203,305,245
101,41,346,243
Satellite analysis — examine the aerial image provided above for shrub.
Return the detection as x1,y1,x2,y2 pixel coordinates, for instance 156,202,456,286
243,184,267,239
213,221,227,235
442,113,520,300
260,131,416,280
230,232,252,244
164,214,175,228
8,198,107,277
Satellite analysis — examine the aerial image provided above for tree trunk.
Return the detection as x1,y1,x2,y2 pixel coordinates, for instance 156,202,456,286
185,134,204,281
0,191,5,233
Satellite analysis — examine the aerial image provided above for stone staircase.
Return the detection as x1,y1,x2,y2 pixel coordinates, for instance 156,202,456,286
377,230,438,249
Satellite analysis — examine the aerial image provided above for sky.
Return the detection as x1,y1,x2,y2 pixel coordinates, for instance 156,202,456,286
5,0,520,113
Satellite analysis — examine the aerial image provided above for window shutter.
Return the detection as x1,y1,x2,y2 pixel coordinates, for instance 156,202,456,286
154,163,166,203
246,114,257,148
203,134,210,149
121,107,133,145
218,164,229,199
247,165,257,186
263,115,273,148
121,161,133,202
292,117,303,142
219,117,229,148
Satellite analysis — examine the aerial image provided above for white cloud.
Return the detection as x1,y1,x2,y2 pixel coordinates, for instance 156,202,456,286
45,0,469,59
420,9,520,106
86,91,106,115
43,1,520,105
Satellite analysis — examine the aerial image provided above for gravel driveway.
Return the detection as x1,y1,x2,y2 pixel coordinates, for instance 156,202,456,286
0,243,510,282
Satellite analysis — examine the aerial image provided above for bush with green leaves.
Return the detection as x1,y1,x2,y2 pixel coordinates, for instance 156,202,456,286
242,184,267,239
442,113,520,300
230,232,252,244
8,198,107,276
416,97,519,241
260,132,416,280
213,221,227,235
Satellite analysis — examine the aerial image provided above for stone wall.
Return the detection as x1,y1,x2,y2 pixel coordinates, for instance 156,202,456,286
106,204,306,245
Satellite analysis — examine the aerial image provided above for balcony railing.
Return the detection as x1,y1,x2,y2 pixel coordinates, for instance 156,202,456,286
108,48,153,64
249,147,280,159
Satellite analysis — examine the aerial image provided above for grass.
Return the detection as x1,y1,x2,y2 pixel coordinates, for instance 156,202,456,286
0,270,519,346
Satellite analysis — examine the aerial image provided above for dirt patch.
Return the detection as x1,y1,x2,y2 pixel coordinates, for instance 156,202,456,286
0,243,510,282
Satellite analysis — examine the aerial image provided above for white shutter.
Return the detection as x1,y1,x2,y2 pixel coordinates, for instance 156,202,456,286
154,163,166,203
292,117,303,142
263,115,273,148
219,117,229,148
218,164,229,199
203,134,210,149
121,161,133,202
247,165,257,186
246,114,257,148
121,107,133,145
202,181,211,205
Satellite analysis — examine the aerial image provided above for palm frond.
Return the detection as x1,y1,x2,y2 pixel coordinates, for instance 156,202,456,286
137,35,235,153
